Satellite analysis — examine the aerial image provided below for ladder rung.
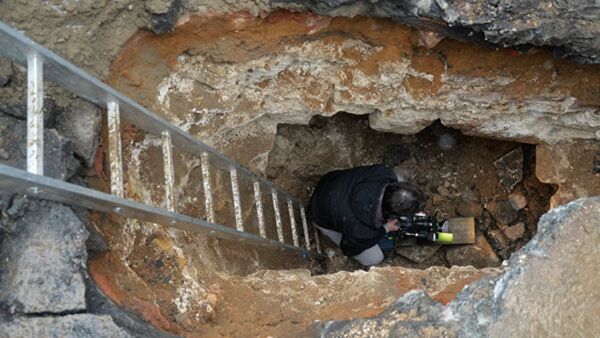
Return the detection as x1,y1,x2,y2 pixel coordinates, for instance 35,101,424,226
107,101,124,197
253,181,266,238
230,168,243,231
26,53,44,176
287,200,299,247
300,207,311,250
201,152,215,223
271,190,284,243
161,130,176,212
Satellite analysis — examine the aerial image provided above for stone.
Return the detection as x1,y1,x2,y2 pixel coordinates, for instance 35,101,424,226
0,314,131,338
445,233,500,268
494,147,523,192
148,0,181,34
537,141,600,208
437,186,450,197
322,197,600,337
0,200,88,314
476,210,494,232
54,99,102,167
508,191,527,210
503,222,525,241
321,290,450,337
0,58,13,87
487,230,510,251
413,30,445,49
432,194,445,204
144,0,172,14
455,201,483,218
0,148,9,160
86,273,181,338
285,0,600,64
488,200,519,225
396,244,441,264
0,114,79,180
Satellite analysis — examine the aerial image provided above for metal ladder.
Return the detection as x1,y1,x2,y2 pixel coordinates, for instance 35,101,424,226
0,21,322,258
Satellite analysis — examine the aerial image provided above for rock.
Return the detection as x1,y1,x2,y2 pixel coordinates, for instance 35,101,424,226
86,272,181,338
503,222,525,241
0,148,9,160
321,290,450,337
0,58,13,87
456,201,483,218
431,194,445,204
144,0,172,14
0,114,79,180
476,210,494,232
412,30,445,49
0,200,88,314
148,0,181,34
0,314,131,338
287,0,600,64
396,244,441,264
325,247,336,258
537,141,600,208
494,147,523,192
322,197,600,337
487,229,510,251
445,233,499,268
508,191,527,210
488,200,519,225
54,99,101,167
437,186,450,197
0,192,11,213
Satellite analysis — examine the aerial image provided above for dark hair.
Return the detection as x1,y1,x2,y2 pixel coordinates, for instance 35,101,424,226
382,182,425,218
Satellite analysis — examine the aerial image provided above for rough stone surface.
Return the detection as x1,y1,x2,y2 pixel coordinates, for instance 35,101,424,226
108,11,600,196
0,59,12,87
486,230,509,252
85,276,180,338
503,222,525,242
494,147,523,193
0,200,88,314
508,191,527,210
54,100,102,167
276,0,600,64
455,201,482,218
0,314,131,338
0,114,79,180
396,245,441,264
322,197,600,338
445,233,500,268
537,141,600,208
487,200,519,225
321,290,450,337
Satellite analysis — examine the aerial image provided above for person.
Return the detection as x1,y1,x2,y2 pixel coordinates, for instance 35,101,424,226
309,164,424,266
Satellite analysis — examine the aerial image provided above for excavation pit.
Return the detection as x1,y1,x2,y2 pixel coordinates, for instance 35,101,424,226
267,113,554,271
87,9,600,336
1,5,597,337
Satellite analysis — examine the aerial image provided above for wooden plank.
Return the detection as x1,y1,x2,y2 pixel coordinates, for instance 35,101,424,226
445,217,476,244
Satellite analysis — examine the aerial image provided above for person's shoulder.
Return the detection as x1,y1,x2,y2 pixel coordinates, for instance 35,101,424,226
360,164,396,178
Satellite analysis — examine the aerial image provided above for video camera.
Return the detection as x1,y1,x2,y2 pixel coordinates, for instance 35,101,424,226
378,212,453,252
394,212,453,243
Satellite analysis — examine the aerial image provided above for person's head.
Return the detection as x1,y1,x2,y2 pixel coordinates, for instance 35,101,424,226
382,182,425,218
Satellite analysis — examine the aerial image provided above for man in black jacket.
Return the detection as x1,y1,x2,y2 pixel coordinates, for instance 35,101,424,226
309,165,424,266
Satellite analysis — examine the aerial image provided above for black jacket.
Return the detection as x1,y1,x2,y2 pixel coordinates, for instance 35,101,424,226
309,165,398,256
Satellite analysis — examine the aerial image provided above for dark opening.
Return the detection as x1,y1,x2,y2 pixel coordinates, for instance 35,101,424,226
266,112,555,272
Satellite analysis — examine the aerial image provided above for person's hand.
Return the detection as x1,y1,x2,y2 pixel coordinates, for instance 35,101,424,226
384,219,400,233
